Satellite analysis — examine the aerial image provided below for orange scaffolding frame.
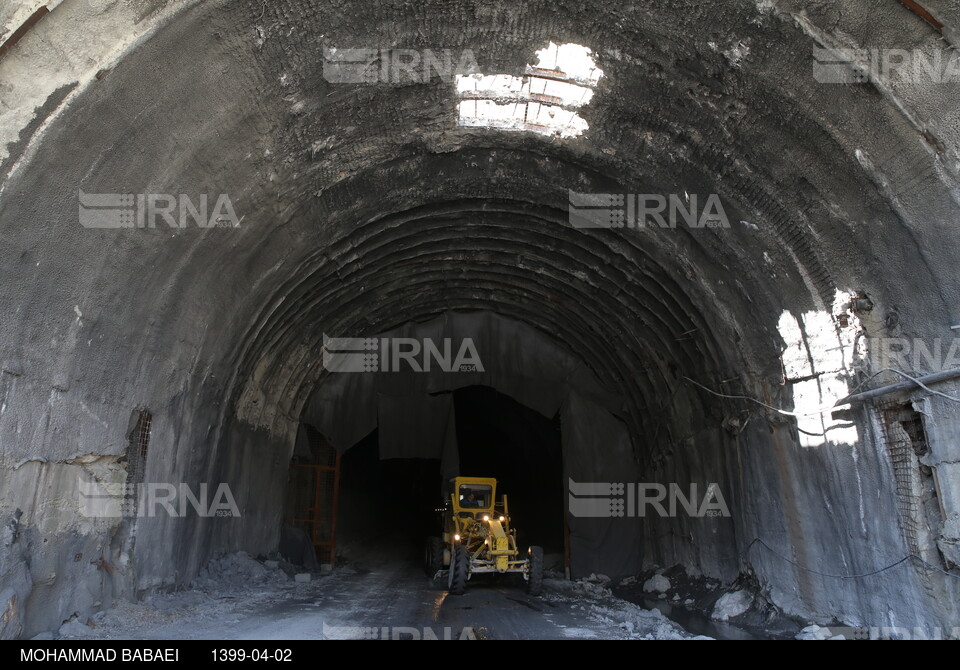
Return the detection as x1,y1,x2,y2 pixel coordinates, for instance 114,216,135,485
285,454,341,565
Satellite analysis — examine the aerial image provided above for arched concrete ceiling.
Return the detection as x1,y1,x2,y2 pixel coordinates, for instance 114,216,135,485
0,0,957,467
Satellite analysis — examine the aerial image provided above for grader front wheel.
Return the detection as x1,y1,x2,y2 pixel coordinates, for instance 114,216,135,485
449,545,470,595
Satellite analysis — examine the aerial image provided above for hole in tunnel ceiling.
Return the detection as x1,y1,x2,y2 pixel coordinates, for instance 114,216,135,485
456,42,603,138
778,291,862,448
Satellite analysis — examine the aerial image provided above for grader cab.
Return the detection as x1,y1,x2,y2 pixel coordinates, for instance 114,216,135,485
424,477,544,596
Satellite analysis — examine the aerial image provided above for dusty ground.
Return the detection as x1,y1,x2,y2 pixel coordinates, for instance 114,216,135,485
45,553,702,640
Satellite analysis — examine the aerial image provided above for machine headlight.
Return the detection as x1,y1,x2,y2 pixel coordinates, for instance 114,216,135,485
499,516,505,522
454,534,460,541
482,515,490,522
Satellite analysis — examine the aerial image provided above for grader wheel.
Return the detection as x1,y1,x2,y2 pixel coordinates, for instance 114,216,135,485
449,545,470,595
424,536,443,577
527,546,544,596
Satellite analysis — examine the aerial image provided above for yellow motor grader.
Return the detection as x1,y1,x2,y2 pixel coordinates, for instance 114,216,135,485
424,477,543,596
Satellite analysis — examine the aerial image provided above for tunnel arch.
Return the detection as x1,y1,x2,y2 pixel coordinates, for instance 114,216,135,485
0,0,958,638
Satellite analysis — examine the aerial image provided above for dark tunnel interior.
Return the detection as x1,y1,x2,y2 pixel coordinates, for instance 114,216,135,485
454,386,564,556
329,386,564,565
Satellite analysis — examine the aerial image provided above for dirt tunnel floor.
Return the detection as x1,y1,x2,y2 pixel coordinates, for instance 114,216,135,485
44,554,697,641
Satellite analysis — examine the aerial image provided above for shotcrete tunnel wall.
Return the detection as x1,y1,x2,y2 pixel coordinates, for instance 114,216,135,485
0,0,959,639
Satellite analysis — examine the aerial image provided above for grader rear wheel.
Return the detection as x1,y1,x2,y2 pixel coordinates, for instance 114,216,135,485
526,545,544,596
424,536,443,577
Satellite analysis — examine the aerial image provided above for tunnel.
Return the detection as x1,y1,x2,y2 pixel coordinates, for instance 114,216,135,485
1,0,960,640
323,386,563,569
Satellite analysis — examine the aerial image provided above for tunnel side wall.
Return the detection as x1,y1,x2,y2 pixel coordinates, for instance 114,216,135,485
644,398,960,630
